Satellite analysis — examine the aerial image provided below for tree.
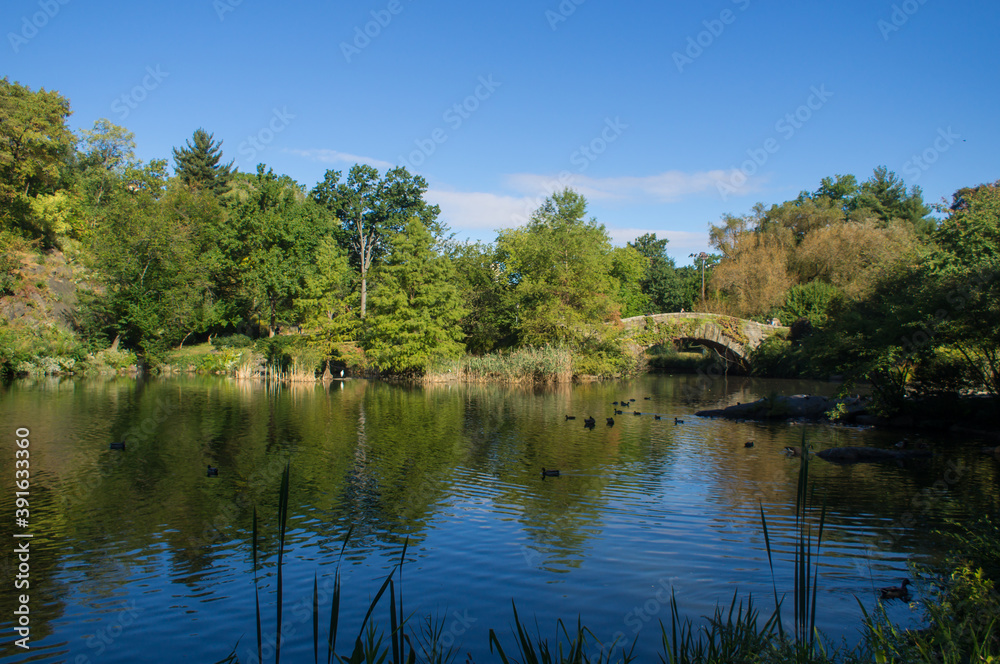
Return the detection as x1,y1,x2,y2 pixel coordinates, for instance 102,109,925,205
172,128,233,195
850,166,933,235
80,160,211,364
452,241,518,354
72,119,137,228
925,181,1000,398
78,118,135,172
0,78,74,235
497,189,618,345
610,244,649,317
709,232,792,318
792,218,922,299
366,217,466,373
628,232,685,313
225,166,329,336
310,164,440,319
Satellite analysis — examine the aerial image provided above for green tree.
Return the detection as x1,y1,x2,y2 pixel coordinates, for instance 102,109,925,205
78,118,135,172
628,232,685,313
850,166,933,234
0,78,75,235
80,160,211,365
310,164,440,319
610,244,649,317
925,181,1000,398
366,217,466,373
452,241,518,354
225,166,329,336
497,189,617,345
172,128,233,195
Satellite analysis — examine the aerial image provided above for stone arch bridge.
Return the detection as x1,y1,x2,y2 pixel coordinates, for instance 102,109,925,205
619,312,788,367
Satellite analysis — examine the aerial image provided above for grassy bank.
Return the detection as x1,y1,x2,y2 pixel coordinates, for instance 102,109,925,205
424,345,574,383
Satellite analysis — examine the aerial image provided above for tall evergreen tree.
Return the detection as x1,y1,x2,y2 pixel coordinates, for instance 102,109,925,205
172,128,233,195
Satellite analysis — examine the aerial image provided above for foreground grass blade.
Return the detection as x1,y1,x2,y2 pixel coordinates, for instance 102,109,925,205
328,525,353,664
276,462,291,664
759,502,785,640
253,506,262,664
313,573,319,664
213,636,242,664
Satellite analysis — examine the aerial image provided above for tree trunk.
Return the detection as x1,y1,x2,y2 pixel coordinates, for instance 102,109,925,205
269,296,277,337
360,275,367,319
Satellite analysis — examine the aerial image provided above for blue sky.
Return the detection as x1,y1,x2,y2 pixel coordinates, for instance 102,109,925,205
5,0,998,263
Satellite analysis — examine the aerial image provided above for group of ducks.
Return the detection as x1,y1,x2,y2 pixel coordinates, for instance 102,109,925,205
565,398,685,431
109,441,219,477
548,398,685,476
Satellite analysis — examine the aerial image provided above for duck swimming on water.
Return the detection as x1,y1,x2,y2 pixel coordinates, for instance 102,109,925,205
879,579,910,600
541,468,560,477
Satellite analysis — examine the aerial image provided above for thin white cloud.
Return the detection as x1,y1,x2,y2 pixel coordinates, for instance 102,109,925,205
504,169,764,202
426,189,532,233
607,228,711,259
285,148,394,171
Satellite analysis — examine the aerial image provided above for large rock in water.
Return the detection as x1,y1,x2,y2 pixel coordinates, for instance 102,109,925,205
695,394,867,421
816,446,932,463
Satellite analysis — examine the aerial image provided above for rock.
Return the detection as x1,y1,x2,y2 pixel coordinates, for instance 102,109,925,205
816,446,932,464
696,394,869,422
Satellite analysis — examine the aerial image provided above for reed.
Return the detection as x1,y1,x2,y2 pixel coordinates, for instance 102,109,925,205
488,603,636,664
459,345,573,384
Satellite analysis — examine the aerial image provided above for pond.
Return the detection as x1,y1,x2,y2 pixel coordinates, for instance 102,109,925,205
1,374,997,663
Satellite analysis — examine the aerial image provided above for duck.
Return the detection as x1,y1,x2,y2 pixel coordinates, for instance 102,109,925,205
612,401,619,406
606,417,615,426
206,465,219,477
633,410,642,416
745,441,755,448
643,397,651,400
109,441,126,450
583,416,596,425
654,414,662,420
565,415,576,420
879,579,910,600
783,446,802,457
615,409,623,415
629,398,636,402
541,468,560,477
674,418,684,425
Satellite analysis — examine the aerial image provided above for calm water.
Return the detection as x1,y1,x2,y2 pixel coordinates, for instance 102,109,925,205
1,374,998,663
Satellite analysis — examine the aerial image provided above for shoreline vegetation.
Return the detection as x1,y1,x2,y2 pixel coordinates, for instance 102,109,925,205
220,454,999,664
3,80,999,422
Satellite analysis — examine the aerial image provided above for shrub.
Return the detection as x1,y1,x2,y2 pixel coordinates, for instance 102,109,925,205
211,333,254,349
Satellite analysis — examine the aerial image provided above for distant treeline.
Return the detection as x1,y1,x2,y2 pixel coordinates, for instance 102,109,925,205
1,78,997,407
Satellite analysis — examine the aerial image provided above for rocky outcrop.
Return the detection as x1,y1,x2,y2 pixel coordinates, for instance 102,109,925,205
815,446,932,464
695,394,867,422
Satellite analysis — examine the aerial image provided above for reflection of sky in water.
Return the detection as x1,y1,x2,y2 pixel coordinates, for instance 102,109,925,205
0,374,994,663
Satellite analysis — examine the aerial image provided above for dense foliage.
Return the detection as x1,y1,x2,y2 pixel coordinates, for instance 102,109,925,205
1,79,997,396
0,82,703,377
